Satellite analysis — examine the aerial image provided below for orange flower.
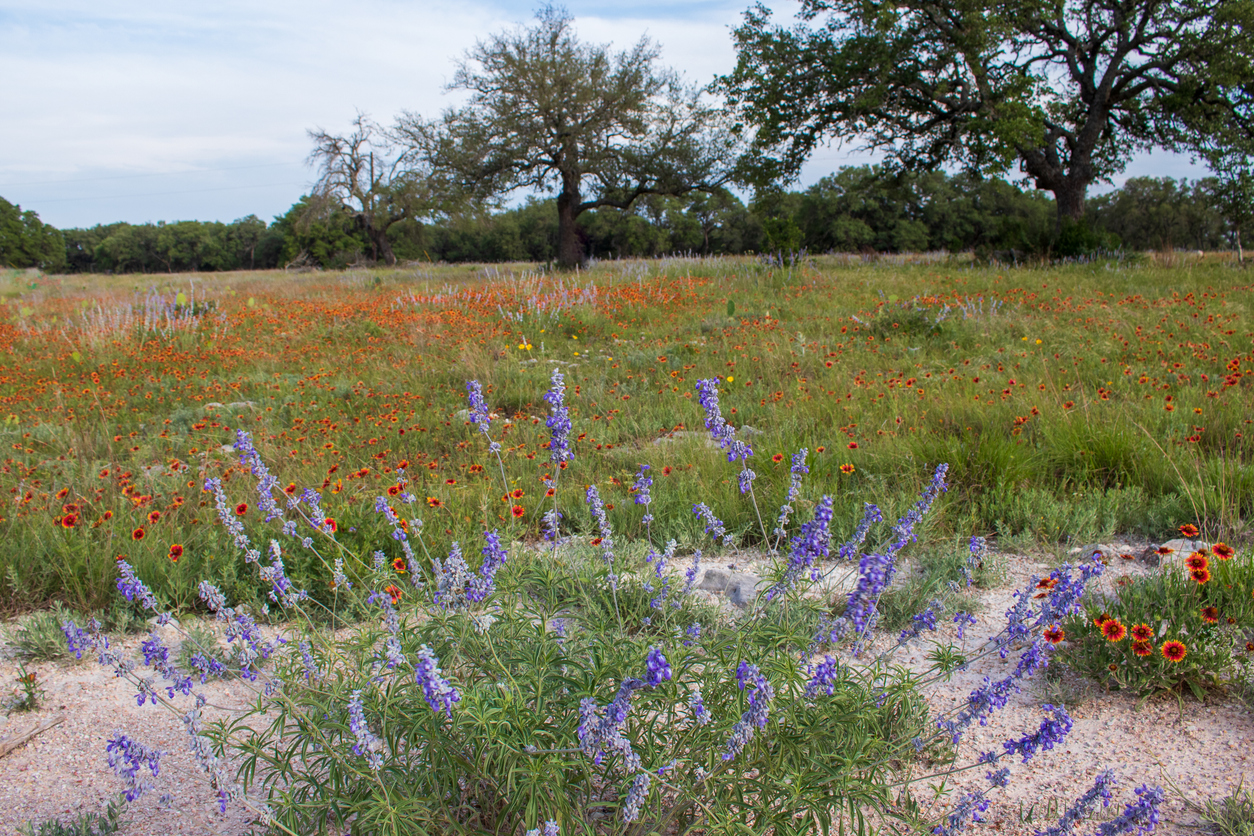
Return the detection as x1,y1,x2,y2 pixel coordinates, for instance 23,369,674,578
392,557,406,574
168,544,184,562
55,487,70,500
1043,625,1065,644
1161,640,1187,662
840,463,855,474
426,497,443,508
131,527,145,541
1101,619,1127,642
60,514,78,529
1189,566,1211,584
847,441,858,449
511,488,525,499
1185,552,1209,571
771,453,784,463
284,483,298,495
323,517,337,534
1130,623,1153,642
511,504,525,518
1093,612,1111,627
1179,523,1200,538
387,485,401,496
1132,641,1153,657
234,503,248,516
147,510,161,524
1212,542,1235,560
1200,606,1219,624
384,584,403,605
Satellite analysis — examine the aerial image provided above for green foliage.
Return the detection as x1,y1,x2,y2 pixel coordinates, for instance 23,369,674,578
396,5,739,267
718,0,1254,224
4,602,75,661
0,197,66,272
3,661,45,714
1191,779,1254,836
1088,177,1226,252
1057,547,1254,699
17,797,127,836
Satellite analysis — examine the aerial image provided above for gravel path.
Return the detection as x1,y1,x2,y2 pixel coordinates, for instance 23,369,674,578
1,541,1249,835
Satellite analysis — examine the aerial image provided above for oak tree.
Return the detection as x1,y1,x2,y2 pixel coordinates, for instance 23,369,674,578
398,6,738,267
718,0,1254,226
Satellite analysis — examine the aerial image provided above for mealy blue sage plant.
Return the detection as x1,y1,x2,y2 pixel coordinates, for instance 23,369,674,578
61,372,1164,836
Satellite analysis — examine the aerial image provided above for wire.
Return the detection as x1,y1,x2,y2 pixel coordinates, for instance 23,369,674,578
25,182,311,203
1,162,307,189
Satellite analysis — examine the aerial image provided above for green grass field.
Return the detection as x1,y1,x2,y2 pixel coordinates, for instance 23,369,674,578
1,254,1250,616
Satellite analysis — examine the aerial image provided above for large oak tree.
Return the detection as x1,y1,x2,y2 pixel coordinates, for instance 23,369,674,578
717,0,1254,226
397,6,738,268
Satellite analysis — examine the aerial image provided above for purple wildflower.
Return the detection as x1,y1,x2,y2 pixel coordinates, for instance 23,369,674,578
996,703,1073,763
766,495,835,600
723,662,773,761
578,678,645,771
346,689,384,770
622,772,651,822
773,447,809,537
105,733,162,802
586,485,617,586
1094,786,1165,836
468,529,508,603
415,645,460,717
466,380,502,453
544,369,573,463
644,647,671,687
805,655,843,697
1036,771,1115,836
692,502,732,546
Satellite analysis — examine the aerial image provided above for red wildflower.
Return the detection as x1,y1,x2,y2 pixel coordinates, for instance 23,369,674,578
511,504,525,518
840,463,855,474
132,527,145,541
1132,641,1153,657
1130,623,1153,642
1161,640,1187,662
392,557,406,574
1212,542,1235,560
1101,619,1127,642
1043,625,1065,644
234,503,248,516
1200,606,1219,624
168,544,184,562
1179,523,1200,538
384,584,403,605
1190,566,1211,584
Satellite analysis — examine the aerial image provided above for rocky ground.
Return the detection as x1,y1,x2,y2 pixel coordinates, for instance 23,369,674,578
1,537,1250,836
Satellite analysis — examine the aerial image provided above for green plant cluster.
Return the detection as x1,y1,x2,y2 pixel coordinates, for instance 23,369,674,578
1059,544,1254,699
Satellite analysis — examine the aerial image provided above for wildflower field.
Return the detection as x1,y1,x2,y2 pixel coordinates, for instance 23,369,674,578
1,255,1253,836
1,255,1250,615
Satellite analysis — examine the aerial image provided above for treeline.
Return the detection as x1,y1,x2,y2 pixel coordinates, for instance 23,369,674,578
0,168,1243,273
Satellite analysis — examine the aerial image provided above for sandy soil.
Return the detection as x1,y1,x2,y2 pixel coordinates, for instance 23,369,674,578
1,540,1249,836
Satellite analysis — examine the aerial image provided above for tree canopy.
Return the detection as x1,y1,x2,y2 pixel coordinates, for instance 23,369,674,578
718,0,1254,225
307,113,431,266
0,197,65,271
396,6,739,267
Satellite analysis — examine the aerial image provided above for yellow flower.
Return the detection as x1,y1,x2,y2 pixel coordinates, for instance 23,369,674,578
726,375,734,383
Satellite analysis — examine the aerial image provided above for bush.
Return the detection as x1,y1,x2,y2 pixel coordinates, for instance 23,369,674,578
59,375,1167,836
1058,539,1254,699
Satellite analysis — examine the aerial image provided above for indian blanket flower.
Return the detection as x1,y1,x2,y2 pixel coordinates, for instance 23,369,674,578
1161,640,1187,662
415,645,460,717
1101,619,1127,642
544,369,573,463
1130,623,1153,642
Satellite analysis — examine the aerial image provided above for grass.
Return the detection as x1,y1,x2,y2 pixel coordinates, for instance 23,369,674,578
0,255,1250,612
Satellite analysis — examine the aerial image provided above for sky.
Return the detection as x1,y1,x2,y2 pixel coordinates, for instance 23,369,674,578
1,1,1212,230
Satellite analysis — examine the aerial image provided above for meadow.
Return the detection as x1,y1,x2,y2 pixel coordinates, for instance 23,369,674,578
0,254,1251,617
2,254,1253,836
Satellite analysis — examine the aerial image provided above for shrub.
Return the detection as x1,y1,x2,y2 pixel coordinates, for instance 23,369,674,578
59,375,1166,836
1058,535,1254,699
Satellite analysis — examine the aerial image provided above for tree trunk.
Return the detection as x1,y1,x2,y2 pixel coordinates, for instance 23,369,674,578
364,222,397,266
556,175,584,269
1053,181,1087,232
